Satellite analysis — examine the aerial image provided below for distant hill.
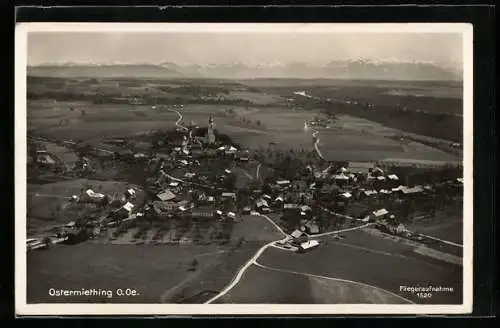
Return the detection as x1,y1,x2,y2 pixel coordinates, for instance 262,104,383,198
28,60,462,81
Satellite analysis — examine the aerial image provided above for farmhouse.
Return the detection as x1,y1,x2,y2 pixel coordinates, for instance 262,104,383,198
217,145,238,155
36,152,57,165
290,229,304,239
83,189,107,203
125,188,136,199
333,173,350,181
284,203,299,210
340,192,352,199
297,240,320,253
256,199,269,208
156,189,176,201
401,186,424,194
221,192,236,199
348,162,375,174
122,202,135,213
363,208,389,222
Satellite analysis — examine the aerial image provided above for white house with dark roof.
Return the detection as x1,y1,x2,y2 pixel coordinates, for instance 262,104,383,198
297,240,320,252
221,192,236,199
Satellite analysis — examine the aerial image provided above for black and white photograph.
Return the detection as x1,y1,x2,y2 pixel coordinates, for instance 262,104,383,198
15,23,473,315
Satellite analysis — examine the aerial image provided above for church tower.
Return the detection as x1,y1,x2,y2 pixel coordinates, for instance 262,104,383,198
207,115,216,144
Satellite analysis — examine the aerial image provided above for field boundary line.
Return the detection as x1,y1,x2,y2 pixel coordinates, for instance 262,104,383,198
204,222,373,304
252,261,415,305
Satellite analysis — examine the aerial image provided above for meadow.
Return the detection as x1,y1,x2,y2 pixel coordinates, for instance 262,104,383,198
258,229,462,304
27,76,461,164
215,264,410,304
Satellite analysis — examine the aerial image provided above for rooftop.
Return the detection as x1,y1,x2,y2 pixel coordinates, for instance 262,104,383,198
156,189,176,201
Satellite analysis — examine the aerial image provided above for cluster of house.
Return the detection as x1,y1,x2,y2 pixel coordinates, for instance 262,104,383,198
148,182,239,221
28,117,465,251
308,161,464,202
275,233,321,253
243,160,464,248
27,185,144,251
28,145,68,173
33,149,58,166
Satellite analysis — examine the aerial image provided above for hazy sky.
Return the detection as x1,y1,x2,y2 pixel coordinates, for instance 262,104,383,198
28,32,463,66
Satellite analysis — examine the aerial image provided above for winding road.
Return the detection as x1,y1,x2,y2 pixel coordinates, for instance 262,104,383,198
204,215,375,304
304,121,325,160
167,108,189,131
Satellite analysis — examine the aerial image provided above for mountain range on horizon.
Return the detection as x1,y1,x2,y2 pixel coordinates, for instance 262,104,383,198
28,59,463,81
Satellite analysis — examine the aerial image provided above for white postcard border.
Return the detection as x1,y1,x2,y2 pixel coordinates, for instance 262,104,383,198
15,22,473,316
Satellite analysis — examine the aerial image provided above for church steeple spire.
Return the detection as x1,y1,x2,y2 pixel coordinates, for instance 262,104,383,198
206,115,215,145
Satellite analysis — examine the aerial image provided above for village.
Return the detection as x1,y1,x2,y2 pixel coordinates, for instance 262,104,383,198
26,112,463,256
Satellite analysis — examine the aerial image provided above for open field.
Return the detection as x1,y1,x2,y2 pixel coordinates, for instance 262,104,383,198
27,243,227,303
215,264,410,304
28,76,463,147
27,97,460,163
230,215,284,242
258,229,462,304
239,78,461,93
161,241,264,303
240,78,462,111
240,79,462,141
316,115,460,162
